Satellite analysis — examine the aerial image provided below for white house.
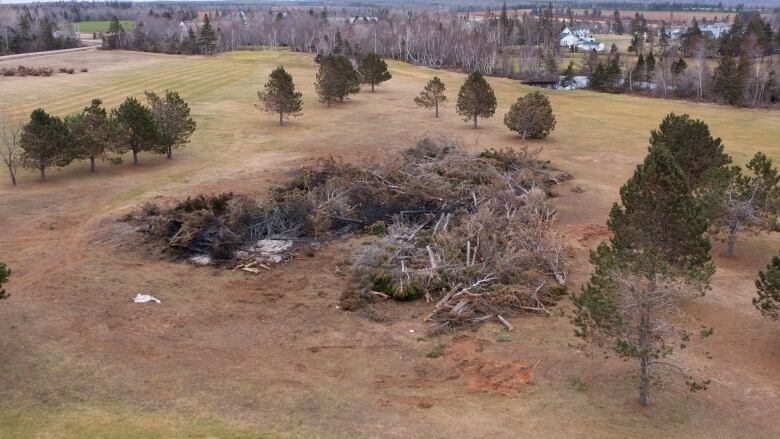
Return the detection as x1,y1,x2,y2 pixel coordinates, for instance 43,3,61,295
572,26,591,38
560,33,580,47
560,27,604,52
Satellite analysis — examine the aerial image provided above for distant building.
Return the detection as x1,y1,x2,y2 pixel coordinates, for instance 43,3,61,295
326,16,378,25
701,23,730,39
560,27,604,52
577,40,605,52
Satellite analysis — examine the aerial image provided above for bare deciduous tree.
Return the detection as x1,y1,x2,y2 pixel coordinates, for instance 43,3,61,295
0,117,21,186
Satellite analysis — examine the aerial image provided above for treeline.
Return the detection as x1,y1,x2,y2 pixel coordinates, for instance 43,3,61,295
0,6,79,55
94,4,564,79
585,11,780,107
0,91,195,184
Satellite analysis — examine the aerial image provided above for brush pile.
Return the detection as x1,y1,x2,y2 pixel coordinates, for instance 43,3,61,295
136,136,571,329
1,66,56,77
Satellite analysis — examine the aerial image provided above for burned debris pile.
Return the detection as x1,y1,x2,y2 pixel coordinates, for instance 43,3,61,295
136,136,571,328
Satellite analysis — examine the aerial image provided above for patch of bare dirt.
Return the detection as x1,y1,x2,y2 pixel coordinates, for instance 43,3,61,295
444,336,534,397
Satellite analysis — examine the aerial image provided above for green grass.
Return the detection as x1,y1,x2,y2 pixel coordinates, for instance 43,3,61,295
74,20,135,33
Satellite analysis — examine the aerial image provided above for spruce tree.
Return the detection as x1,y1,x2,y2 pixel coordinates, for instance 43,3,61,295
358,53,391,92
257,66,303,125
0,262,8,301
503,91,556,140
66,99,111,172
456,71,497,128
573,145,714,407
414,76,447,117
145,90,197,158
333,28,344,55
19,109,74,181
755,253,780,319
649,113,732,191
198,14,217,54
111,97,161,165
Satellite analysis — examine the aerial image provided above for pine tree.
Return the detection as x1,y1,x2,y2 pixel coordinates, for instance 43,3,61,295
503,91,556,140
681,18,703,57
559,61,576,89
649,113,732,191
256,66,303,125
198,14,217,54
111,97,161,165
713,152,780,257
588,61,606,90
456,71,497,128
357,53,391,92
19,109,74,181
645,50,656,79
414,76,447,117
754,253,780,319
499,1,510,43
573,145,714,407
66,99,112,172
0,262,9,301
315,54,360,106
611,10,624,35
145,90,197,157
104,16,124,50
633,53,646,84
314,54,340,106
606,57,622,91
671,57,688,81
712,53,749,106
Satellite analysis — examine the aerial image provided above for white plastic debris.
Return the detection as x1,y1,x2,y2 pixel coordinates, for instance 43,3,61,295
188,254,212,266
252,239,293,255
134,294,161,304
408,329,415,333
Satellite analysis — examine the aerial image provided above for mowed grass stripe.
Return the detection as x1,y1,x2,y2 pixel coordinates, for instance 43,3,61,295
5,61,257,119
5,56,255,112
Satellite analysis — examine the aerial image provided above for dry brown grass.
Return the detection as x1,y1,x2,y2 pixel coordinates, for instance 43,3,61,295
0,50,779,438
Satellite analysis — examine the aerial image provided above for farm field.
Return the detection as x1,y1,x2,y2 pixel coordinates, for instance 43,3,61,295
573,9,732,23
73,20,135,33
1,50,779,438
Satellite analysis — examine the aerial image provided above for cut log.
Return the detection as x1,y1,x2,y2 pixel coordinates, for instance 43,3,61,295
497,315,514,331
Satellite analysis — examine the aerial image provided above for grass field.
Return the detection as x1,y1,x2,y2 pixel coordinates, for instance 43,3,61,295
73,20,135,33
1,50,779,438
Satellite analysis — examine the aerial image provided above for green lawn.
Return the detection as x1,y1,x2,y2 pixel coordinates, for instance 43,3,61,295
73,20,135,33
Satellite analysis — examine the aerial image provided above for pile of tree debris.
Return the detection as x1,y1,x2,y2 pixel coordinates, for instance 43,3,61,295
0,66,87,77
135,136,571,329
